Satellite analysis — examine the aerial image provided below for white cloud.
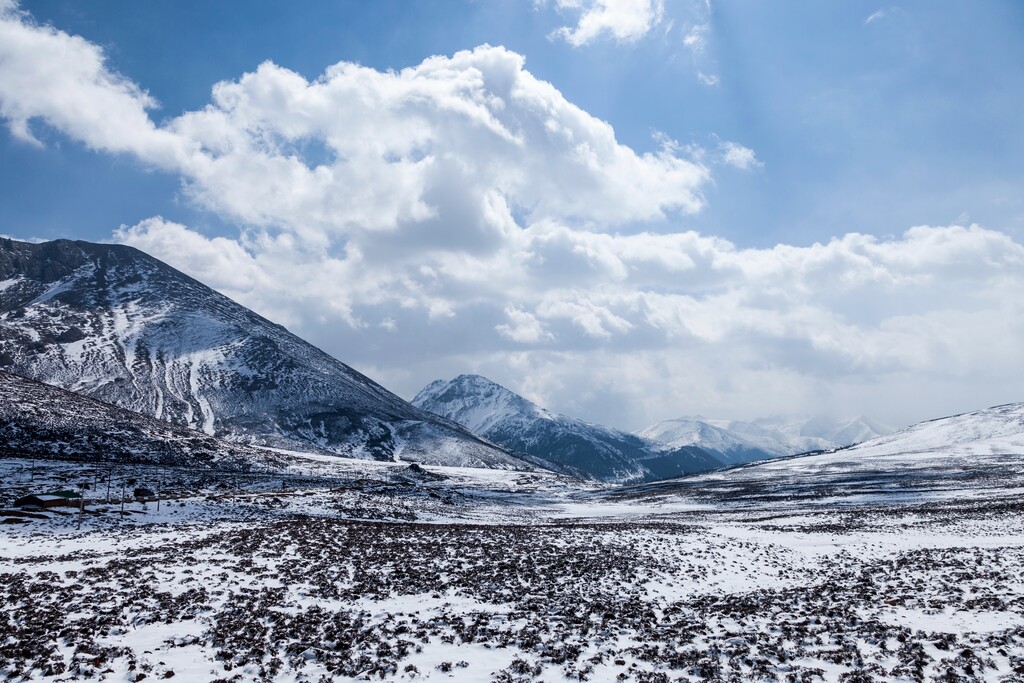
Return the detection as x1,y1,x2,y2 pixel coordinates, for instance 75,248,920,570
0,3,189,164
682,23,707,53
167,48,708,242
678,0,718,86
119,215,1024,429
4,3,1024,430
114,217,267,294
547,0,665,46
865,9,886,25
496,306,554,343
718,141,762,171
0,7,708,247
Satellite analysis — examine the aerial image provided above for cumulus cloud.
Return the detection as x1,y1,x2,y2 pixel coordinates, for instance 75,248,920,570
166,48,708,243
547,0,665,46
496,306,554,344
114,218,267,294
0,4,707,245
119,215,1024,429
3,3,1023,429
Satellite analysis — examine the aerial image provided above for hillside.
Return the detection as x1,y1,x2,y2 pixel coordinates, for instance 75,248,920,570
0,369,295,471
0,238,528,469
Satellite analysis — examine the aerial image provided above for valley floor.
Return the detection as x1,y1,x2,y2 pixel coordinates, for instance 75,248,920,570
2,456,1024,682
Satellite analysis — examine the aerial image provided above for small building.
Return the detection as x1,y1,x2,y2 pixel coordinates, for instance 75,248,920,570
14,491,82,509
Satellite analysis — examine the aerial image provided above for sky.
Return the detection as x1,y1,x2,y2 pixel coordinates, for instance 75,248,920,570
1,0,1022,431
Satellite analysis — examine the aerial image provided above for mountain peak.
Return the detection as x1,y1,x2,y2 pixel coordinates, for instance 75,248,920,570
412,375,544,435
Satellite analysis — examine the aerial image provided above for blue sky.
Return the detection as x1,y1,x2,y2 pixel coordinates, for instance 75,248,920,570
1,0,1023,429
7,1,1023,246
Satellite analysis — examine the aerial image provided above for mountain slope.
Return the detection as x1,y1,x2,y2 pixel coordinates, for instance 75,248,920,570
0,369,294,470
0,238,528,469
637,414,890,463
837,402,1024,459
413,374,723,483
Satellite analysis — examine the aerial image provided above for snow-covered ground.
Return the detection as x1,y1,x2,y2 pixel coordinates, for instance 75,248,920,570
3,444,1024,682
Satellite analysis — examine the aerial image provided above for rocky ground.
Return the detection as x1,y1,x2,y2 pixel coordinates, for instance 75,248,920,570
2,455,1024,682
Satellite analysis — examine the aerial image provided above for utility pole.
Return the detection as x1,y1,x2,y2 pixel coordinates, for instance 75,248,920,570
77,489,84,531
120,481,126,519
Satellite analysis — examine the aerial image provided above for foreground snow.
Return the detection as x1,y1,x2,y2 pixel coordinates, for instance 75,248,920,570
2,450,1024,682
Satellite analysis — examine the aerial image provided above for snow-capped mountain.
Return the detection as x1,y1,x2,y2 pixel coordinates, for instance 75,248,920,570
0,369,294,470
413,374,724,482
0,238,528,469
637,414,891,463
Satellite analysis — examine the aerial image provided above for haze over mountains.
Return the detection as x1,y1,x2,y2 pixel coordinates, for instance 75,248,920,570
0,238,525,469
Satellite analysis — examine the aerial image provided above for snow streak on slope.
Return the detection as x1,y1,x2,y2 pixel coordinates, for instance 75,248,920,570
637,413,890,463
0,369,294,471
413,374,723,483
0,238,527,469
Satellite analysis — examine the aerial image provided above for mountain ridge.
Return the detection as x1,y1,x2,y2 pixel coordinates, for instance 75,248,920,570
637,413,890,460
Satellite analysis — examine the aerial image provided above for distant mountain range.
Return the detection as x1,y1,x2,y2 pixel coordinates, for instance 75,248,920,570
639,401,1024,498
637,414,890,461
413,374,723,482
413,374,893,482
0,238,527,470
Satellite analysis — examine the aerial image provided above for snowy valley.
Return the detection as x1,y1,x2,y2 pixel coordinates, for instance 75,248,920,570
3,402,1024,682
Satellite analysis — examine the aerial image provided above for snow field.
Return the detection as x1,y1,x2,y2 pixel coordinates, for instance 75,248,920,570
4,453,1024,682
